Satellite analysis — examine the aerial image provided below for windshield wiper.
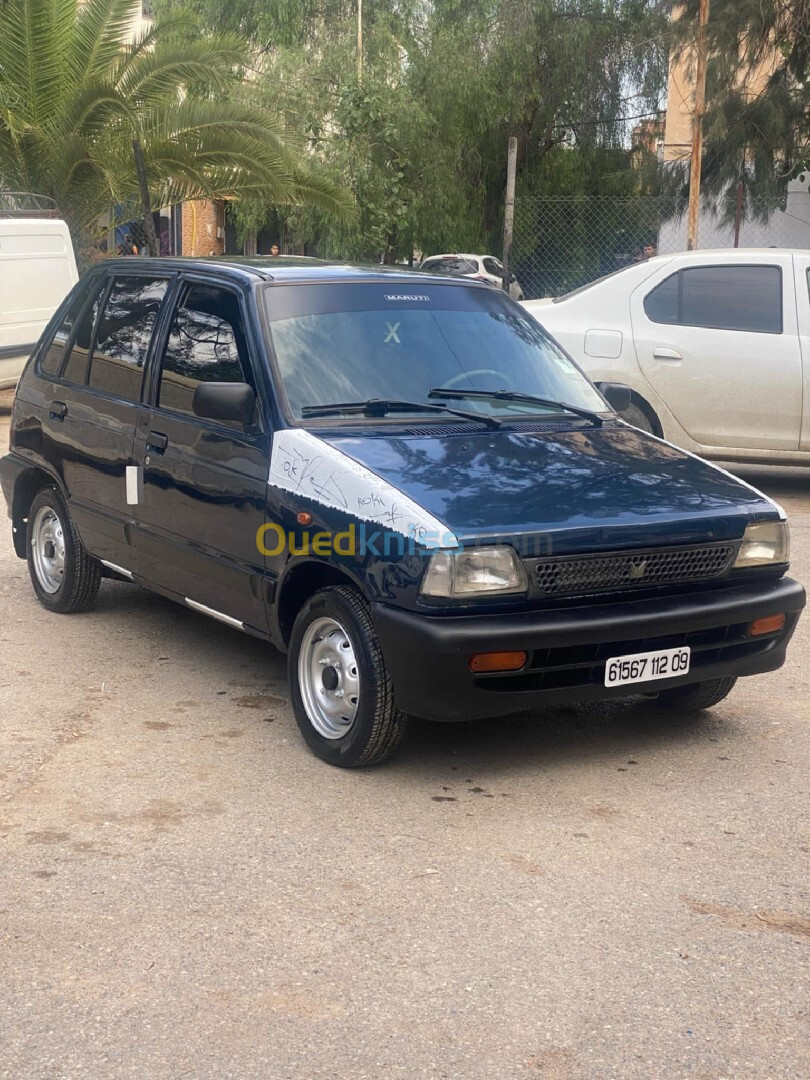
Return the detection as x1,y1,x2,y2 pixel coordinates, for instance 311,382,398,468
300,398,502,429
428,387,605,426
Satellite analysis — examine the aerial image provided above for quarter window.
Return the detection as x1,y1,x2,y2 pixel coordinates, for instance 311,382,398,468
88,276,168,400
62,278,108,384
158,284,251,424
644,265,782,334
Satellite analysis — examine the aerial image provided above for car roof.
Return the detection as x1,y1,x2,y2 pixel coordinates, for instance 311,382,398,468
94,255,489,288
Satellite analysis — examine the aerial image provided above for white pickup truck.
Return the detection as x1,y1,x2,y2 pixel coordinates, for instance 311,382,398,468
1,194,78,390
523,248,810,468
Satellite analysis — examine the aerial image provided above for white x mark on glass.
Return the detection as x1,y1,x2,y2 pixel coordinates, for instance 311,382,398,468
384,322,401,344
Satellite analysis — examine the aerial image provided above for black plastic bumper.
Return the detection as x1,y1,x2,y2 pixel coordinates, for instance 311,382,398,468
372,576,805,722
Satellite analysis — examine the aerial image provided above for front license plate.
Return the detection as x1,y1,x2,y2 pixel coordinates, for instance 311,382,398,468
604,646,691,687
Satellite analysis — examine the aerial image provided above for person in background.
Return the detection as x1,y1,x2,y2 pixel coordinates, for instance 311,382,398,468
643,242,657,259
119,234,139,256
270,243,280,256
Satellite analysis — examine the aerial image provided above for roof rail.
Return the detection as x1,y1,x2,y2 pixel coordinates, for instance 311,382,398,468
0,192,61,218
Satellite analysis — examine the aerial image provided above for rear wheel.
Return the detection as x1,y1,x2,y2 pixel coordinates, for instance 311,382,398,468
619,399,658,435
656,677,737,710
26,486,101,613
289,585,408,767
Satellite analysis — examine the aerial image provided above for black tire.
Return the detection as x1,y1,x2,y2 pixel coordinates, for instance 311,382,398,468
619,399,658,435
26,486,101,613
288,585,408,767
656,677,737,710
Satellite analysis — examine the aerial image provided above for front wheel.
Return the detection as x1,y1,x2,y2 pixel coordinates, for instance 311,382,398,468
656,677,737,710
26,486,102,613
288,585,408,767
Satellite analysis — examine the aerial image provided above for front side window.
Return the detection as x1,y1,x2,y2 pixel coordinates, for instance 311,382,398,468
158,284,251,424
483,257,503,278
88,276,168,400
644,265,782,333
264,282,606,421
40,280,94,376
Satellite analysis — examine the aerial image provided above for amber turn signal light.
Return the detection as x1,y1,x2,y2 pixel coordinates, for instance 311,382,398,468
297,511,314,526
748,614,786,637
469,651,528,673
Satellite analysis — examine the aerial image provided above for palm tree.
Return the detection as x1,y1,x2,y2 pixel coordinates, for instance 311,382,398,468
0,0,353,249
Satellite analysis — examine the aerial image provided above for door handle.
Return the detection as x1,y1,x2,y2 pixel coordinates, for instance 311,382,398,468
146,431,168,453
49,400,67,421
652,347,682,360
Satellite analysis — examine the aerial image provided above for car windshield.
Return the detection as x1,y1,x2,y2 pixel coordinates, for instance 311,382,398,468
264,282,606,421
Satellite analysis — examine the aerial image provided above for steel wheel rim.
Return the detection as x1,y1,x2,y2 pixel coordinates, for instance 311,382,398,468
298,616,361,739
31,505,65,594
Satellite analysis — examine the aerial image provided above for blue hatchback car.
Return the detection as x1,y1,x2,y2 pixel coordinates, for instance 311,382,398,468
1,258,804,766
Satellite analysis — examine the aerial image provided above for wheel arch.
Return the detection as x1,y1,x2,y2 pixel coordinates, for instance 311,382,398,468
274,558,364,649
9,464,66,558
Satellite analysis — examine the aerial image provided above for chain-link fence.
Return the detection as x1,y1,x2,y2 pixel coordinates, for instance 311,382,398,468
513,192,810,299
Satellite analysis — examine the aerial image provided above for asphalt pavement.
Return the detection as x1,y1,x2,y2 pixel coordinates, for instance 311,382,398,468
0,390,808,1079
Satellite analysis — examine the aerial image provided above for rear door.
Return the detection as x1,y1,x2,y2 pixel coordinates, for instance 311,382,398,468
132,276,270,633
42,271,170,569
629,255,801,450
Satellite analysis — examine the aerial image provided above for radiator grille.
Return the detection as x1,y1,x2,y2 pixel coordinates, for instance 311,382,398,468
534,543,737,597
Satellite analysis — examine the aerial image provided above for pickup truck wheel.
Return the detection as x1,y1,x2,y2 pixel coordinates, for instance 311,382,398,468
656,677,737,710
26,486,101,613
289,585,408,767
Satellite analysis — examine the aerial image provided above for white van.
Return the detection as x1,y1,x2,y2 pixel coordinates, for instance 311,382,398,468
0,195,78,390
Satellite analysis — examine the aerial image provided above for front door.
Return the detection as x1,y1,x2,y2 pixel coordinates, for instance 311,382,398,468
629,255,801,451
132,277,270,633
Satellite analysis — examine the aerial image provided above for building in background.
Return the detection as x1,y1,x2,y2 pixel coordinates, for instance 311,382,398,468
659,36,810,251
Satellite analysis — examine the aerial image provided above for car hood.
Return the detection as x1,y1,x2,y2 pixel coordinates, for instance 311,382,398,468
320,423,779,555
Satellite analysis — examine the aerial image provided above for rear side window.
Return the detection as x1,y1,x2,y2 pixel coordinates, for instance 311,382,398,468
644,265,782,333
88,276,168,400
157,284,251,425
422,257,477,276
62,278,108,384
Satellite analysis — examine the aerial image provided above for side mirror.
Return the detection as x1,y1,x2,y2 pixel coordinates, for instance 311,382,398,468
599,382,632,413
193,382,256,425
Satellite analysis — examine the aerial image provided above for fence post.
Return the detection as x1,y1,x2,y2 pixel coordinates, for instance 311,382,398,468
502,136,518,294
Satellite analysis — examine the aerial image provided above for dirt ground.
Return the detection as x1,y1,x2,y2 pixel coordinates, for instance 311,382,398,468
1,387,808,1079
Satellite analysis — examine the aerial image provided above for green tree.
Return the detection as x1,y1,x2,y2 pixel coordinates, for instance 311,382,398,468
669,0,810,215
155,0,667,261
0,0,353,252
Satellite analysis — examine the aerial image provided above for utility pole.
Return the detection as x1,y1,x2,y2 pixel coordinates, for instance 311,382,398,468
687,0,710,251
502,136,518,295
357,0,363,84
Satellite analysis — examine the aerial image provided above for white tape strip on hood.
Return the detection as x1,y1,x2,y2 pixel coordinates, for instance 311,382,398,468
269,428,458,549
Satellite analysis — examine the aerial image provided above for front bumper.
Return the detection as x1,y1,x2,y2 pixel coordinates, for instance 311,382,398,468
372,576,805,722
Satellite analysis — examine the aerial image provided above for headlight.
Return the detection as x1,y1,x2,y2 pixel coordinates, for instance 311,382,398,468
733,521,789,568
420,546,528,598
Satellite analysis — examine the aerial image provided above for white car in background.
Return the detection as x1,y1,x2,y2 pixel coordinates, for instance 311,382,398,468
0,194,78,390
418,253,525,300
524,248,810,467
